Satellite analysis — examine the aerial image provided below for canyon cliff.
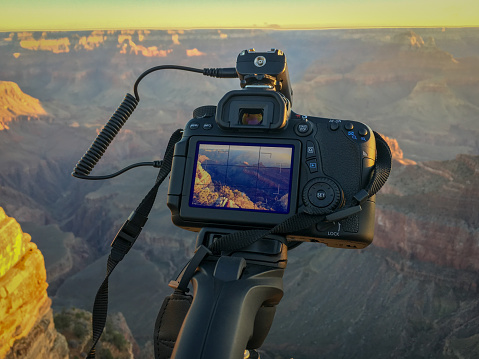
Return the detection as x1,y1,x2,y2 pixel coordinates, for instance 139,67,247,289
375,153,479,275
0,207,69,359
0,207,138,358
0,81,49,130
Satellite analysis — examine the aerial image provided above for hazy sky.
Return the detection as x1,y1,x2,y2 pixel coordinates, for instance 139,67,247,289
2,0,478,31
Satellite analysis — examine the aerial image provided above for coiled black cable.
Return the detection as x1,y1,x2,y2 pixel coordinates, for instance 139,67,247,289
72,65,237,180
72,93,138,177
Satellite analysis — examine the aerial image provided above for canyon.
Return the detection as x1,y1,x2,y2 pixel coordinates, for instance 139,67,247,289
0,28,478,358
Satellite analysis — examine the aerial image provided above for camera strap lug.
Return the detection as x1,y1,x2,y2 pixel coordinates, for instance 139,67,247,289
353,189,369,205
325,205,362,222
169,245,212,293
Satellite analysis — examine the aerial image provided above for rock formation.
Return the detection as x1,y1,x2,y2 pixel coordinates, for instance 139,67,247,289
380,133,417,165
392,30,425,49
53,308,137,359
374,153,479,275
0,81,49,130
0,207,69,359
194,161,212,187
18,32,71,53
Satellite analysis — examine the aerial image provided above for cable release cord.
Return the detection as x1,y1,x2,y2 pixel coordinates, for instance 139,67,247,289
71,65,238,180
72,161,163,180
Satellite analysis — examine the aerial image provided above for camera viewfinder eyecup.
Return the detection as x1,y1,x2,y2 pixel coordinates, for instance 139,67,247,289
216,88,290,131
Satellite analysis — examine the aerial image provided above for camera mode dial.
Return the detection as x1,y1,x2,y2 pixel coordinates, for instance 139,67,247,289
193,105,217,119
302,178,343,214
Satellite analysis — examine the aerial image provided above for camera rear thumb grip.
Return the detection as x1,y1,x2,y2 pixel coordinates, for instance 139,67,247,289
72,93,138,177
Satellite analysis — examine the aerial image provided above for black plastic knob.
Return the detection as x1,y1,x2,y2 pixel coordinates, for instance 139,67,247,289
193,105,217,119
302,178,343,214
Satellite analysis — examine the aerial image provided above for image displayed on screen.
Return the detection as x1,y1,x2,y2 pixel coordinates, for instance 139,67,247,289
190,142,294,213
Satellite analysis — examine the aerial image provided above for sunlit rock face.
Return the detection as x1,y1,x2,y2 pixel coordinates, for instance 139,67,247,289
0,81,48,130
0,207,68,359
18,32,71,53
380,134,417,165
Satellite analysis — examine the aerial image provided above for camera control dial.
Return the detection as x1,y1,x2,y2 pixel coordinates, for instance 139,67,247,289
193,105,217,119
303,178,343,214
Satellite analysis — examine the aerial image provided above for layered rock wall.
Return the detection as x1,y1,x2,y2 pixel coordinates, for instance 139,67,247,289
374,153,479,276
0,207,68,359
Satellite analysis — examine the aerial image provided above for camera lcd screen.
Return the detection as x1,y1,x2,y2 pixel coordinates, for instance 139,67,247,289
190,142,294,214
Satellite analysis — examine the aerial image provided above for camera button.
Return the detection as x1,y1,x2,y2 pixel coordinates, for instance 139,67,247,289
316,190,327,200
345,122,354,130
295,121,313,136
358,128,368,136
329,122,339,131
307,160,318,173
308,183,334,208
306,141,316,159
203,123,213,130
189,122,200,130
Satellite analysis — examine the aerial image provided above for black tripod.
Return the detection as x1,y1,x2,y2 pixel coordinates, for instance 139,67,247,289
158,228,288,359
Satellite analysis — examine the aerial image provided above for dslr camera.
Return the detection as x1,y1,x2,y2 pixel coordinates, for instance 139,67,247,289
167,49,376,249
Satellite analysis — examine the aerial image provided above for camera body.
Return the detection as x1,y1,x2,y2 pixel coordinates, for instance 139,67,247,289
167,50,377,249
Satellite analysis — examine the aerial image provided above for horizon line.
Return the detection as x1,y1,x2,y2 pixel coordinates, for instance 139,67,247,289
2,25,479,33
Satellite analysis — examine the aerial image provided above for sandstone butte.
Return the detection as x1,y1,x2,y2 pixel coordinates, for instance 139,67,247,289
13,30,201,58
379,133,417,166
0,81,48,131
0,207,68,359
